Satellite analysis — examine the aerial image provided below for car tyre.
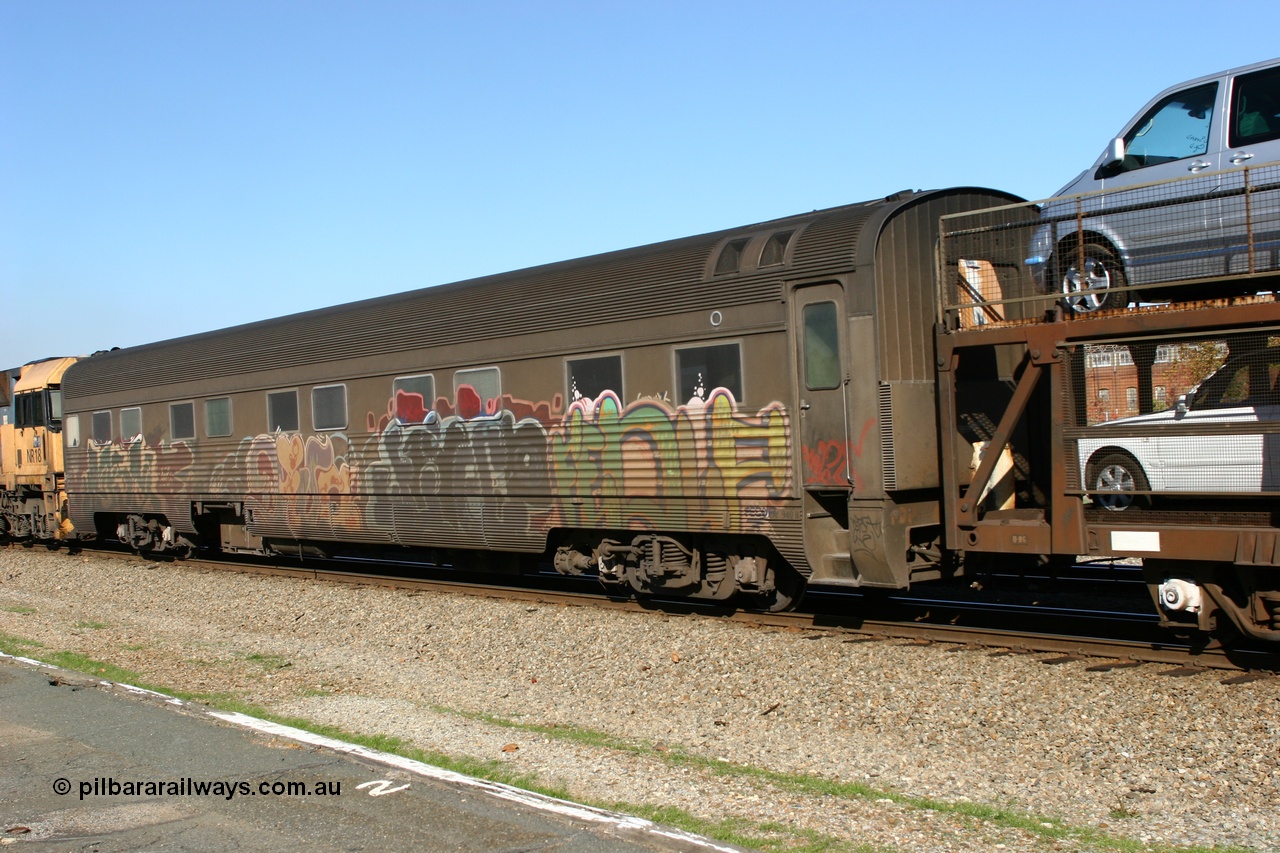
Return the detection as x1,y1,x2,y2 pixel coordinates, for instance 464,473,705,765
1058,243,1128,314
1087,451,1151,511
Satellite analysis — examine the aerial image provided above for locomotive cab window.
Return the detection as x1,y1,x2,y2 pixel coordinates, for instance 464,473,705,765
802,301,841,390
205,397,232,437
392,374,435,424
14,392,44,428
567,355,622,402
170,402,196,442
312,384,347,431
14,388,59,428
267,390,300,433
91,411,112,444
121,407,142,444
676,343,742,402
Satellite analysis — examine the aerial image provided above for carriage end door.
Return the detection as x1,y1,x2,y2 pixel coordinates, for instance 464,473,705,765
791,283,851,489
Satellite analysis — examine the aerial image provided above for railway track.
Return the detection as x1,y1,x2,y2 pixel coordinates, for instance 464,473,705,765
66,544,1280,680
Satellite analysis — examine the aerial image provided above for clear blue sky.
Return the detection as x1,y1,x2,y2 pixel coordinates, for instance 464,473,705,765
3,1,1278,370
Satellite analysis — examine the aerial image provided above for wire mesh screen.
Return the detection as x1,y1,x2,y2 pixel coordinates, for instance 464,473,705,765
940,161,1280,327
1060,330,1280,511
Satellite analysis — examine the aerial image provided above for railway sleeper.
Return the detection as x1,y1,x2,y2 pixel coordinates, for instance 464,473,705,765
555,532,802,611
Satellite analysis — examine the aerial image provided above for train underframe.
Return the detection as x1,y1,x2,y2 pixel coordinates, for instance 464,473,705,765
7,481,1279,639
551,530,801,611
0,481,73,544
75,504,805,612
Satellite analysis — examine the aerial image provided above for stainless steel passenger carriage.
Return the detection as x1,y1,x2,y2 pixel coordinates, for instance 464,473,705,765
59,188,1021,608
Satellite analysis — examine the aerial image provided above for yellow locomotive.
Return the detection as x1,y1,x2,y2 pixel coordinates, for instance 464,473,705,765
1,357,80,543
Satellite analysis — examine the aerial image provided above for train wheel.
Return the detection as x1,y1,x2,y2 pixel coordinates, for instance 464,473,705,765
750,565,805,612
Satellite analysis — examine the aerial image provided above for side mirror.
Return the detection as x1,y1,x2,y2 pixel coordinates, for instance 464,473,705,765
1094,138,1128,180
1175,394,1189,417
1103,137,1125,167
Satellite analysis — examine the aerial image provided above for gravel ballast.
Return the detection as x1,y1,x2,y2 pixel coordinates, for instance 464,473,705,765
1,548,1277,852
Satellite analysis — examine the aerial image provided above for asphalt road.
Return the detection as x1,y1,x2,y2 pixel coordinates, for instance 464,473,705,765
0,655,739,852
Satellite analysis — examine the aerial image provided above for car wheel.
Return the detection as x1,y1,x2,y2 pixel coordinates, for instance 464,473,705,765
1087,451,1151,511
1058,243,1128,314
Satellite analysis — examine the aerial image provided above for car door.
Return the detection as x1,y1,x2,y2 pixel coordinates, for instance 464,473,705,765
1157,353,1274,493
1218,63,1280,277
1156,399,1260,493
1097,79,1225,288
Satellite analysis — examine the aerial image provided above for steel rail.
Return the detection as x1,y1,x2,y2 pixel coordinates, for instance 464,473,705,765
52,546,1277,680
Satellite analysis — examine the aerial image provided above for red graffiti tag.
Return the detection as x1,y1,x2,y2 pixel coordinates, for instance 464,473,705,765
800,418,876,490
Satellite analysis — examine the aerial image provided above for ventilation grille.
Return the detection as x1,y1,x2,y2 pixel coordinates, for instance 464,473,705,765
878,382,896,491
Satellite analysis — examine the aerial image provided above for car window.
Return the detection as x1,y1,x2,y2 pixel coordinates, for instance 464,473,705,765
1118,82,1217,173
1194,351,1280,409
1231,65,1280,147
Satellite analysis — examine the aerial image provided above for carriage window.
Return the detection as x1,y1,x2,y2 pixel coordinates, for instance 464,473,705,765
1231,65,1280,147
312,384,347,431
121,407,142,443
455,368,500,405
65,414,80,448
267,390,300,433
803,301,841,390
92,411,112,444
205,397,232,437
759,231,794,267
566,355,622,402
676,343,742,401
170,402,196,441
714,238,749,275
392,374,435,423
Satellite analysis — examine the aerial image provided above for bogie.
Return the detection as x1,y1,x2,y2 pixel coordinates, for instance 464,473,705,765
556,531,804,611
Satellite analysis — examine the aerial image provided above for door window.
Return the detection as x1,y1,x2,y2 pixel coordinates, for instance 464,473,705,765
1119,82,1218,173
802,301,841,390
1231,66,1280,147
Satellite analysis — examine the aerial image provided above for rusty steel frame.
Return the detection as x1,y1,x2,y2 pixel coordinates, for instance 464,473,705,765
937,299,1280,567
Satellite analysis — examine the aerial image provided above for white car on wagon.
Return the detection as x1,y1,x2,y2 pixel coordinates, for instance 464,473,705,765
1079,340,1280,509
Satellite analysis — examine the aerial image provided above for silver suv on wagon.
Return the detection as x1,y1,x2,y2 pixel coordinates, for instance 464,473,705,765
1028,58,1280,313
